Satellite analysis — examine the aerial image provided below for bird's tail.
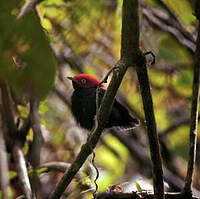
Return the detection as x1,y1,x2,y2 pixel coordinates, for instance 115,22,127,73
116,116,140,131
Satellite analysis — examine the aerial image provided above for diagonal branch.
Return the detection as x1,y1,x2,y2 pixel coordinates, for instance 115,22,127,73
142,7,196,53
49,60,128,199
17,0,42,19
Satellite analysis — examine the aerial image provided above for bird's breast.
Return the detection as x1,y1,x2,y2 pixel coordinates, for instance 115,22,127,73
71,88,98,130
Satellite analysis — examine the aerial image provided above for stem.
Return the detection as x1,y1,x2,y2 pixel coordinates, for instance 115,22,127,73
29,96,42,168
13,144,33,199
0,120,10,199
29,96,43,198
121,1,164,199
136,63,165,199
183,21,200,194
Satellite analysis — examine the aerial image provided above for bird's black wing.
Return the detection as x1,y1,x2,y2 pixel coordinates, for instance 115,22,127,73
108,98,140,131
98,88,139,131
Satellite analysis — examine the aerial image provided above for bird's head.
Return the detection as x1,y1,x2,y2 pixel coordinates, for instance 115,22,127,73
68,74,104,89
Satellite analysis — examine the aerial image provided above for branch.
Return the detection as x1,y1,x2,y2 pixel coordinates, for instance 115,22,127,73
136,35,165,199
0,84,34,199
39,162,71,173
49,59,128,199
13,144,33,199
142,7,196,53
183,15,200,196
17,0,42,19
29,96,43,168
28,96,43,197
0,115,10,199
1,85,16,134
54,65,200,194
98,66,118,85
121,1,164,199
194,0,200,20
142,1,196,43
48,0,152,197
39,161,96,195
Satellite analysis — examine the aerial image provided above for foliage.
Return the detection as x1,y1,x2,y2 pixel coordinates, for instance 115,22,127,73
0,0,56,100
0,0,200,198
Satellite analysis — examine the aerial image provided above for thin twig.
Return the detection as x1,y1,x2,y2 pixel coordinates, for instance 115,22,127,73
88,85,101,195
11,161,86,184
98,66,119,86
17,0,41,19
39,161,96,195
91,152,99,196
90,66,118,195
39,162,71,173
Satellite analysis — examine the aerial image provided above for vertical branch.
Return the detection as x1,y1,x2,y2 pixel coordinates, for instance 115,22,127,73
29,95,43,198
29,96,43,168
136,63,165,199
13,144,33,199
0,111,11,199
121,0,139,63
183,6,200,195
121,1,164,199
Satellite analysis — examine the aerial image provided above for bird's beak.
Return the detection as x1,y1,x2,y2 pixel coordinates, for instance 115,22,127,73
67,76,74,81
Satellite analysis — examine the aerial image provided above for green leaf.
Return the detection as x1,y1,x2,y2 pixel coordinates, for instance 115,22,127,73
0,1,57,100
135,182,142,192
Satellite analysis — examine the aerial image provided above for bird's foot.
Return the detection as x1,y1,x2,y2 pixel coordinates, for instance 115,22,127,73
144,51,155,65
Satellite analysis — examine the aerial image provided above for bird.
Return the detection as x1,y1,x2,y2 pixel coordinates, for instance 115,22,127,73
68,74,139,131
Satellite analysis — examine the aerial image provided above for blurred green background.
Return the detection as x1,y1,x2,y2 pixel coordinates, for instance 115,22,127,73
0,0,199,198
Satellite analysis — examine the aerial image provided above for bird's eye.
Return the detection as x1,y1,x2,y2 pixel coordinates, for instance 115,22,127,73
81,79,87,84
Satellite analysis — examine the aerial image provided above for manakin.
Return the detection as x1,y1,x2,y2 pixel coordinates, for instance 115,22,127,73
68,74,139,131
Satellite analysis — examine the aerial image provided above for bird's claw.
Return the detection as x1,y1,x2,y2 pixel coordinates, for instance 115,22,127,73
144,51,155,65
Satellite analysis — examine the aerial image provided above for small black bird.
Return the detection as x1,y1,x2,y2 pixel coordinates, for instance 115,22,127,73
68,74,139,131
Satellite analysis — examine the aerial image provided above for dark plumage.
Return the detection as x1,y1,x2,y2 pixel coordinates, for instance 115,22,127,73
68,74,139,131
